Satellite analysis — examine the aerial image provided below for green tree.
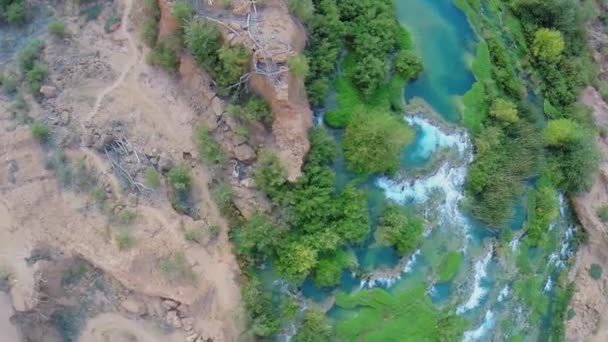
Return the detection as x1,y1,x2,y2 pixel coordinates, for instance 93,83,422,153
343,111,413,175
288,54,310,79
235,214,284,260
184,20,221,67
25,62,49,93
375,204,424,256
31,121,50,142
275,241,318,285
288,0,314,23
543,118,579,147
532,28,565,64
168,165,191,190
254,151,286,199
48,20,66,37
394,50,423,81
294,310,335,342
490,98,519,124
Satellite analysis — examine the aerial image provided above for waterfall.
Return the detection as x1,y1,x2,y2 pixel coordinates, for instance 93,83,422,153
457,247,493,314
462,310,495,342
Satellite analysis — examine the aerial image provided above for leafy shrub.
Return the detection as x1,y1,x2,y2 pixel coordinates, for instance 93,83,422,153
227,97,272,125
288,54,309,79
172,0,194,24
168,165,191,190
208,225,220,240
115,232,133,250
241,277,280,337
254,151,286,198
184,19,251,93
543,118,580,147
375,205,424,256
4,0,27,25
168,165,192,214
597,206,608,222
212,182,233,214
147,39,180,72
532,28,565,64
143,168,161,188
195,127,224,165
294,310,335,342
91,186,107,205
142,18,159,47
18,40,44,73
80,3,103,22
118,210,135,225
490,98,519,124
184,228,202,242
288,0,314,23
0,74,18,95
343,111,413,175
141,0,161,47
104,14,121,33
48,20,66,37
31,121,50,142
589,264,602,280
25,63,49,93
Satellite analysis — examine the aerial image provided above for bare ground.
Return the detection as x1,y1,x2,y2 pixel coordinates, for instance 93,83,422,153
0,0,247,340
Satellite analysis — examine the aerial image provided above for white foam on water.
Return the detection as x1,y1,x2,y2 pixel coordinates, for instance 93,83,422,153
462,310,495,342
509,238,519,252
558,193,566,217
548,253,559,265
543,277,553,293
405,116,469,159
403,249,421,273
497,286,510,302
457,247,493,314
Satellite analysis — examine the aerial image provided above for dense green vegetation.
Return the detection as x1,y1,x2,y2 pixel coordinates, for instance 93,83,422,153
375,204,424,256
18,40,49,94
343,111,413,175
335,285,466,341
304,0,422,105
294,310,335,342
184,20,251,95
458,0,599,232
0,0,27,25
168,165,192,214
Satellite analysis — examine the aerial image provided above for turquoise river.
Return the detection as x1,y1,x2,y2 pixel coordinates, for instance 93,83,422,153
279,0,579,341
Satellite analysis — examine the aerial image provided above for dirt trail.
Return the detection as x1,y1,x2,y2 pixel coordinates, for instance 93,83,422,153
84,0,137,125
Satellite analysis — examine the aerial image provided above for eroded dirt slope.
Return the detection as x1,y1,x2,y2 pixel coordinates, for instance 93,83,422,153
0,0,255,340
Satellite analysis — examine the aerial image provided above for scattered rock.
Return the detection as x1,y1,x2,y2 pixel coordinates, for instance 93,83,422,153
163,299,180,310
40,85,58,98
240,178,255,188
158,152,174,172
211,97,224,117
181,317,195,331
233,144,256,162
185,333,199,342
177,303,190,316
121,298,146,315
165,310,182,328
